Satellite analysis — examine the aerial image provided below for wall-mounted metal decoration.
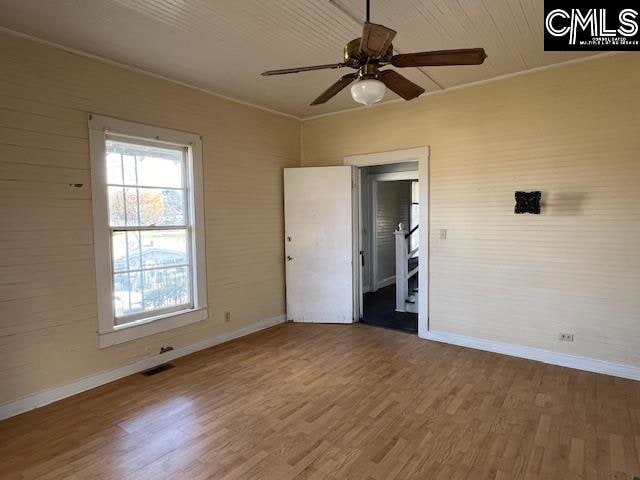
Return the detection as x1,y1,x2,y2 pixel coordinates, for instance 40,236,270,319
515,191,541,214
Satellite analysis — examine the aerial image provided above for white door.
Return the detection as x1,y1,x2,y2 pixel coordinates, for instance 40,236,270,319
284,166,356,323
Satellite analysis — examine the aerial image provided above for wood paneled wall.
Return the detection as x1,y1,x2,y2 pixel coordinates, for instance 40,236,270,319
0,32,300,404
303,54,640,368
375,180,411,286
1,31,638,408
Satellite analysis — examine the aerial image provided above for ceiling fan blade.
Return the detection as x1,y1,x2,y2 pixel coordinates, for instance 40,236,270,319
390,48,487,68
261,63,345,76
360,22,397,58
310,73,358,105
378,70,425,101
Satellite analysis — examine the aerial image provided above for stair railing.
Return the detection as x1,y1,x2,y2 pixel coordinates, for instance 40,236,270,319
394,223,418,312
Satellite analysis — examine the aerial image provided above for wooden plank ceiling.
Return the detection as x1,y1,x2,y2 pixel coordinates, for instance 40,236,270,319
0,0,597,118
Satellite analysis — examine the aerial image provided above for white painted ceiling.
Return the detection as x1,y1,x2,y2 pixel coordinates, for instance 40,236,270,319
0,0,597,118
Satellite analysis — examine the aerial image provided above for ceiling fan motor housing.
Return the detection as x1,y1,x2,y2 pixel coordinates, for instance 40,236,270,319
344,38,365,66
262,20,486,106
344,38,393,67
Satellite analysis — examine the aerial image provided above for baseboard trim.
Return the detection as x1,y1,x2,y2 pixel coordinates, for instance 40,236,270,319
0,315,286,421
422,330,640,382
374,275,395,291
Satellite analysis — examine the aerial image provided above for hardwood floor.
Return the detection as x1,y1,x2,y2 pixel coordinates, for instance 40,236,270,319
1,323,639,479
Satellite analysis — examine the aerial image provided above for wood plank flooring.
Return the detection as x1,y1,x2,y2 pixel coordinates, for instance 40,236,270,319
1,323,639,479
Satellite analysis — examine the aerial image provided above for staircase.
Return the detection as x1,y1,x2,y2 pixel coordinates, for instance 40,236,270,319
394,223,419,313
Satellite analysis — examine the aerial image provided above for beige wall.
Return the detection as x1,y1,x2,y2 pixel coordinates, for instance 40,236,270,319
303,53,640,368
1,30,639,408
0,32,300,405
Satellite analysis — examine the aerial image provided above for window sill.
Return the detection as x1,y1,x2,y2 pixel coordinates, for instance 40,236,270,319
98,307,208,348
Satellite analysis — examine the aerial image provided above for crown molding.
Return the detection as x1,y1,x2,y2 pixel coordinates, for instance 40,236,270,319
302,52,621,122
0,26,300,121
0,28,626,125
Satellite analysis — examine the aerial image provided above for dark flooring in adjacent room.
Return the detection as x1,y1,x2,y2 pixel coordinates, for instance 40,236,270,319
361,283,418,334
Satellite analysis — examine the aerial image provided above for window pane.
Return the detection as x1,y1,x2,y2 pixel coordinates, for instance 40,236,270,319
112,230,189,273
113,272,138,317
142,266,191,312
112,231,140,271
108,187,185,226
113,266,191,321
106,139,183,188
106,153,123,184
136,155,183,188
411,180,419,203
108,187,126,226
121,154,138,186
410,181,419,253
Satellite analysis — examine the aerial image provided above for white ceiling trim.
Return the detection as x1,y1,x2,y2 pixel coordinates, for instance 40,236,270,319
301,51,621,122
0,26,301,121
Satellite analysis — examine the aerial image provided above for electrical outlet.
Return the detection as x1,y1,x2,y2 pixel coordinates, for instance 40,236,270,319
224,311,231,322
559,333,574,342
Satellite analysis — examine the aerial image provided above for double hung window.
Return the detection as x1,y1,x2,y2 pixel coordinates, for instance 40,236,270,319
89,115,207,347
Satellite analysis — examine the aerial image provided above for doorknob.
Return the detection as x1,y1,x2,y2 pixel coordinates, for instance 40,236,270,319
287,255,293,261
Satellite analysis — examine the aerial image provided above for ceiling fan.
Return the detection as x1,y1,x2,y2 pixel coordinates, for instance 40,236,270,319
261,0,487,107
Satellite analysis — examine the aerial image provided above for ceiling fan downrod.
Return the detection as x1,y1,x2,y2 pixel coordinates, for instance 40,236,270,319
261,0,487,107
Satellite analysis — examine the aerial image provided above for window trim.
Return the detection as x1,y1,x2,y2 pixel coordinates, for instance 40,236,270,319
88,114,208,348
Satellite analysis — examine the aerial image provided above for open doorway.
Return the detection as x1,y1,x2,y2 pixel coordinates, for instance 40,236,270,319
345,147,429,337
282,147,428,334
359,162,419,333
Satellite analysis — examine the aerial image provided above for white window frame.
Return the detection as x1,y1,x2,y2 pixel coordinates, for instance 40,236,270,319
89,114,208,348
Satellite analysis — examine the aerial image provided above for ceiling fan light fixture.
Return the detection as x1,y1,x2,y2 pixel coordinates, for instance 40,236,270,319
261,0,486,107
350,78,386,106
